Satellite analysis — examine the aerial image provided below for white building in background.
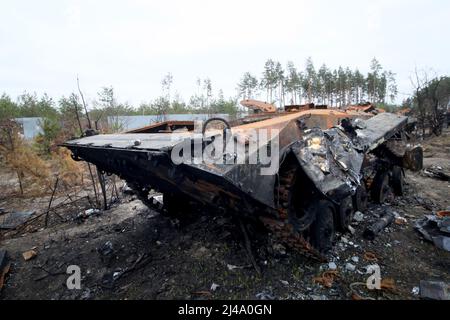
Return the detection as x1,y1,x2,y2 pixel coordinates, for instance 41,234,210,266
15,117,43,140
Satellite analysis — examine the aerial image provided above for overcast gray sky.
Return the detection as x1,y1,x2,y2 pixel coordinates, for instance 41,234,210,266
1,0,449,106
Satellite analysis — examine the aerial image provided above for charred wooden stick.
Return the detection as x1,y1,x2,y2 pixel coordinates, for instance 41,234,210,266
86,163,100,208
238,219,261,275
77,75,91,129
4,194,88,237
33,265,66,281
45,177,60,227
97,167,108,210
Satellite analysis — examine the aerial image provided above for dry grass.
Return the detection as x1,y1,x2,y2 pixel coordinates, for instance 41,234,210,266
51,148,86,190
0,127,51,196
0,122,87,197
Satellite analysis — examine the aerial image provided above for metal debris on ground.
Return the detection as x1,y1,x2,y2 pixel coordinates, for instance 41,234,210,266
255,290,275,300
121,183,134,195
415,214,450,252
210,283,220,292
77,208,101,220
419,280,450,300
363,210,395,240
151,195,164,210
0,211,35,229
423,165,450,181
98,241,114,256
353,211,365,222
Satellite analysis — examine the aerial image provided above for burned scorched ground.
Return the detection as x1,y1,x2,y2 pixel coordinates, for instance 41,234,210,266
0,129,449,300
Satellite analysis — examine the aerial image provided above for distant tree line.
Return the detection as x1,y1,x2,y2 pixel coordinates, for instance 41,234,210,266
5,57,443,153
137,74,238,119
0,57,398,133
237,57,398,108
0,74,239,139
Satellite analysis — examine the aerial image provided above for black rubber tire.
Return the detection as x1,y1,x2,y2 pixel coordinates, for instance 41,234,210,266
371,171,393,204
309,200,336,253
353,183,368,212
391,166,404,196
338,196,354,231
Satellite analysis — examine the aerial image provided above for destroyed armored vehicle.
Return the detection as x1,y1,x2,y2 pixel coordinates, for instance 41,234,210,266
62,102,423,260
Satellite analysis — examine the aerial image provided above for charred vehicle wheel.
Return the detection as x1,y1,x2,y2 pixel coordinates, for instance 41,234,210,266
338,196,354,231
309,200,336,253
128,183,192,218
371,171,393,204
353,183,368,212
266,157,336,259
390,166,404,196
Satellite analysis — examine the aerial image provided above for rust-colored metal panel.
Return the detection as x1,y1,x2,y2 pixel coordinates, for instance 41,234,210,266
240,99,277,113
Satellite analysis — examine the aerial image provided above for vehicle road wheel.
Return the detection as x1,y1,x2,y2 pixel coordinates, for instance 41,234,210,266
338,196,354,231
353,183,368,212
371,171,393,204
391,166,404,196
309,200,336,253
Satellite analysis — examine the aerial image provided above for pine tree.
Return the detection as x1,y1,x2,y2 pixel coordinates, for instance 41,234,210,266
304,57,316,103
285,62,301,104
274,61,285,108
237,72,259,100
261,59,277,103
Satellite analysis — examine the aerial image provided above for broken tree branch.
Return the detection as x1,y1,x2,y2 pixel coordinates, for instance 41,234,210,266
77,75,92,130
45,176,60,227
96,167,108,210
238,219,261,275
86,163,100,208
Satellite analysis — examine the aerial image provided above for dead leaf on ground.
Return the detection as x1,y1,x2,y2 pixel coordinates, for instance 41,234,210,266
192,290,213,297
313,270,340,288
437,211,450,218
364,251,378,262
381,278,397,292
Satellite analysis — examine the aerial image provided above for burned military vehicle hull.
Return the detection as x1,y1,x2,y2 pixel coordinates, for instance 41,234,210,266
62,109,423,260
